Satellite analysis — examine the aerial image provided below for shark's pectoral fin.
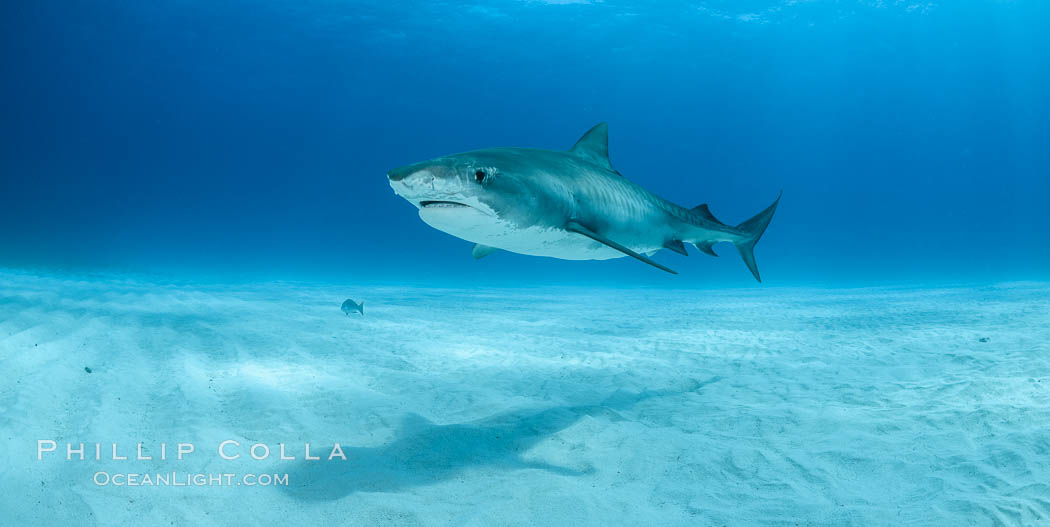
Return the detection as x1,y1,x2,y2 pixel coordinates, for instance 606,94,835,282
694,241,719,257
565,221,678,275
472,244,498,259
664,239,688,256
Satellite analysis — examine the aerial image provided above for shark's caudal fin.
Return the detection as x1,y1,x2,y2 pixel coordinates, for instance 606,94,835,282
733,192,782,283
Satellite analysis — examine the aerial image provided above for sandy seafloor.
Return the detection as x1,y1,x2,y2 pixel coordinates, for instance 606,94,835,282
1,269,1049,526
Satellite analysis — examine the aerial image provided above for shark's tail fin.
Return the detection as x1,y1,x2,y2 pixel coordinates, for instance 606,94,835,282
359,301,364,315
733,191,781,283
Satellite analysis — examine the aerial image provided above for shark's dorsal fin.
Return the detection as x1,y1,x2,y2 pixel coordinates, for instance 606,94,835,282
664,239,688,256
472,244,498,259
570,123,614,170
692,204,726,226
566,220,677,274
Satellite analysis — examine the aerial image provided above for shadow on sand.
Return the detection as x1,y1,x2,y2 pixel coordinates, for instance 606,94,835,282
282,377,721,500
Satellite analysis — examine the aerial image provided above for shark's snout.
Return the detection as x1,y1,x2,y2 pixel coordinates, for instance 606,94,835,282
387,160,457,183
388,167,437,203
387,165,422,182
387,162,468,205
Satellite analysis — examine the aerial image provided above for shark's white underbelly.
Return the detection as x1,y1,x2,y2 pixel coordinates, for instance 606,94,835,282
419,207,656,260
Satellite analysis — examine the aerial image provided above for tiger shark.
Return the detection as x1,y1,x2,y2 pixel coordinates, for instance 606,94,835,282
387,123,780,280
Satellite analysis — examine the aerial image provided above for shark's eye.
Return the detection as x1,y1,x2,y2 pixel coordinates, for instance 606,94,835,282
475,169,486,183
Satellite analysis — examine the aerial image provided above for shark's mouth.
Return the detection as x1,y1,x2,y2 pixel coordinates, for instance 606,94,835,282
420,200,472,209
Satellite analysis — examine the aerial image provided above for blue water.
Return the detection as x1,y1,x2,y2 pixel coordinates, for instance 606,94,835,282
2,1,1050,525
3,0,1047,285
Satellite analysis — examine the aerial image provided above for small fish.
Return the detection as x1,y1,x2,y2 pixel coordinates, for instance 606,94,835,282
341,299,364,316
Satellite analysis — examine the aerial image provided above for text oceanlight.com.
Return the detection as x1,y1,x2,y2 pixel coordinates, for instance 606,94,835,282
92,472,288,487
